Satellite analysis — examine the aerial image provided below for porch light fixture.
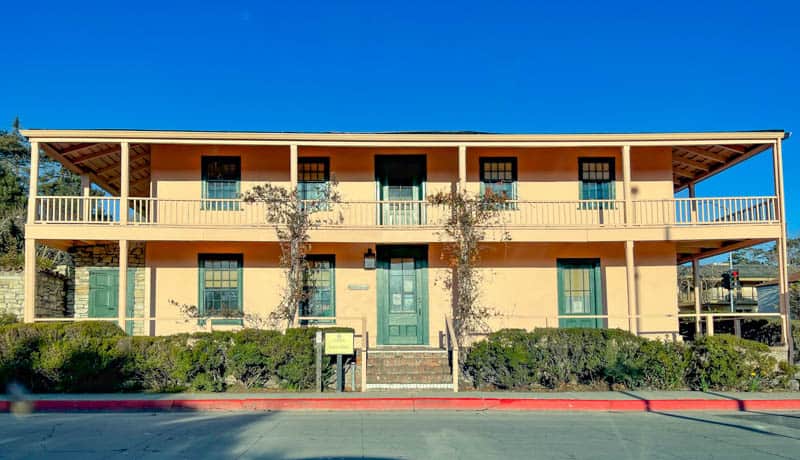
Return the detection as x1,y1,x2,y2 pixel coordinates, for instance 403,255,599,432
363,248,376,270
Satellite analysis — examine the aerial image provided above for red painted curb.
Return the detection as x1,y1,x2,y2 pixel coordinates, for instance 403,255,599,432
3,397,800,413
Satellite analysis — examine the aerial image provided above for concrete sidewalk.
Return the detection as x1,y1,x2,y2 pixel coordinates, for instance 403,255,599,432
2,391,800,412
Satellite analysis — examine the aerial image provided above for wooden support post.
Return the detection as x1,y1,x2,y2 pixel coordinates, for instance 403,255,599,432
120,142,130,225
692,257,702,336
774,140,792,360
23,238,36,323
118,239,128,332
27,141,39,224
621,145,632,226
458,145,467,192
290,144,298,187
625,240,638,335
706,314,714,336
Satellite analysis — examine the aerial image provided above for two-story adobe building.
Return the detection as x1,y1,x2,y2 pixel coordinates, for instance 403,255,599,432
20,130,792,361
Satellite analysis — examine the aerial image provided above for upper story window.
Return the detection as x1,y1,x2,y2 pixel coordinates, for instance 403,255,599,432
202,156,241,210
297,157,330,202
480,157,518,201
579,158,615,201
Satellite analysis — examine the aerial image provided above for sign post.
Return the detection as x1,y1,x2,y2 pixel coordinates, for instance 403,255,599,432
324,331,354,392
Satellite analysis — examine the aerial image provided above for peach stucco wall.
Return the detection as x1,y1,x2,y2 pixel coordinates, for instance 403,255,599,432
148,145,674,202
144,241,678,342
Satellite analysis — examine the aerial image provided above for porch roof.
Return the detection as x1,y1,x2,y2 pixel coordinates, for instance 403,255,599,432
20,129,788,195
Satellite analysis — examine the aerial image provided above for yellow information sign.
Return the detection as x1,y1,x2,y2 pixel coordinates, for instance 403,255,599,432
324,332,354,355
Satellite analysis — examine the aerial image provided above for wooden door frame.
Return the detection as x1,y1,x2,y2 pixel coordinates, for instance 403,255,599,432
376,244,429,345
557,258,604,328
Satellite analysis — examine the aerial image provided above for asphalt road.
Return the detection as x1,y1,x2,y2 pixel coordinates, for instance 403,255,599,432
1,410,799,459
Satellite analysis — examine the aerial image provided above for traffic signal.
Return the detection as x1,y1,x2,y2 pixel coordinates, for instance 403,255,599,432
721,272,732,290
731,270,739,288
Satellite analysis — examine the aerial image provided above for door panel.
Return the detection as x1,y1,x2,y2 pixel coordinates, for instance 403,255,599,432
558,260,603,329
375,156,426,225
377,246,428,345
88,269,118,318
88,269,136,330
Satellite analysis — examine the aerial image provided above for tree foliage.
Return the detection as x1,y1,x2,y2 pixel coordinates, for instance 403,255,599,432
0,118,81,268
242,179,340,327
428,189,509,344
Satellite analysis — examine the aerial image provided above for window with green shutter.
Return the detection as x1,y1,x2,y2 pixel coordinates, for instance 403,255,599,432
579,158,615,208
300,255,335,325
557,259,603,329
297,158,330,201
198,254,243,324
480,157,517,201
202,156,240,210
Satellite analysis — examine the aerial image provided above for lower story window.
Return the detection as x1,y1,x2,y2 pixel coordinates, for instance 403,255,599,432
557,259,603,329
301,255,335,324
199,254,243,322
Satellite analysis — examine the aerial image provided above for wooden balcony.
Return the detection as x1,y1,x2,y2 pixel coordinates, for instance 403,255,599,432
32,195,777,227
28,195,781,246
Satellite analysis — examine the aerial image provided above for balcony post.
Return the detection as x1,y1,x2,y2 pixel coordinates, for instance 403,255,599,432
81,175,91,222
290,144,298,188
458,145,466,192
773,139,792,361
23,238,36,323
625,240,638,335
120,142,129,225
621,145,632,226
27,141,39,224
688,182,698,223
692,257,702,336
118,239,128,332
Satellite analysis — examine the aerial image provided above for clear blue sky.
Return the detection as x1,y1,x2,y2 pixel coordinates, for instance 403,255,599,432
2,1,797,233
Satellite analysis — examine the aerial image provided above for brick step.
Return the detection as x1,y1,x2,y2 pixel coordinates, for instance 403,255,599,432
369,375,453,384
366,350,452,386
368,369,450,375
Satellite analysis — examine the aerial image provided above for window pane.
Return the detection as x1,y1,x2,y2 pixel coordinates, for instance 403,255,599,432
200,255,242,314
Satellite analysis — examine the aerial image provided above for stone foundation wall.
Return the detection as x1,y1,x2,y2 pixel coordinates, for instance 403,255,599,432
69,242,146,334
0,269,68,319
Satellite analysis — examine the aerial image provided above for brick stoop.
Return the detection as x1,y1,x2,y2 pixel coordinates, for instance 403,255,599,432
366,347,453,391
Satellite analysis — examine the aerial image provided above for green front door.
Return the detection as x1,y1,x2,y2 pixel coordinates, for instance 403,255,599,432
88,269,135,330
377,245,428,345
557,259,603,328
375,155,426,225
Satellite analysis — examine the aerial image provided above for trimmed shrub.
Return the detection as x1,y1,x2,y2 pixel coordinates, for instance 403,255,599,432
464,328,789,391
686,334,777,391
0,322,339,393
226,329,283,388
32,336,126,392
123,336,188,392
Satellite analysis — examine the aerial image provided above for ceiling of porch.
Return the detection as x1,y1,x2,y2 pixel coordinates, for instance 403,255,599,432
671,143,772,192
42,142,151,197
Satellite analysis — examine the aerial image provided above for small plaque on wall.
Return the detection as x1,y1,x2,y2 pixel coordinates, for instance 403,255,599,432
347,283,370,291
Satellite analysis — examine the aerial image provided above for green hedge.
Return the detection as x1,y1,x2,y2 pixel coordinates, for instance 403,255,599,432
464,328,795,391
0,322,347,393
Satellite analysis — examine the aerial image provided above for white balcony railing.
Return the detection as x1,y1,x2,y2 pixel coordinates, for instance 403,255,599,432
33,196,779,228
632,196,778,226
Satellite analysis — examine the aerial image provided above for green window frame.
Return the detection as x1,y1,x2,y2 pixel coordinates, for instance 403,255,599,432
480,157,518,201
579,158,615,208
201,156,241,211
298,157,330,201
198,254,243,325
300,255,335,325
557,259,604,329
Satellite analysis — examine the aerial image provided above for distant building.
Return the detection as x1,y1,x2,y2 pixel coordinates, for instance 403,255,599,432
756,273,800,313
678,264,776,313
